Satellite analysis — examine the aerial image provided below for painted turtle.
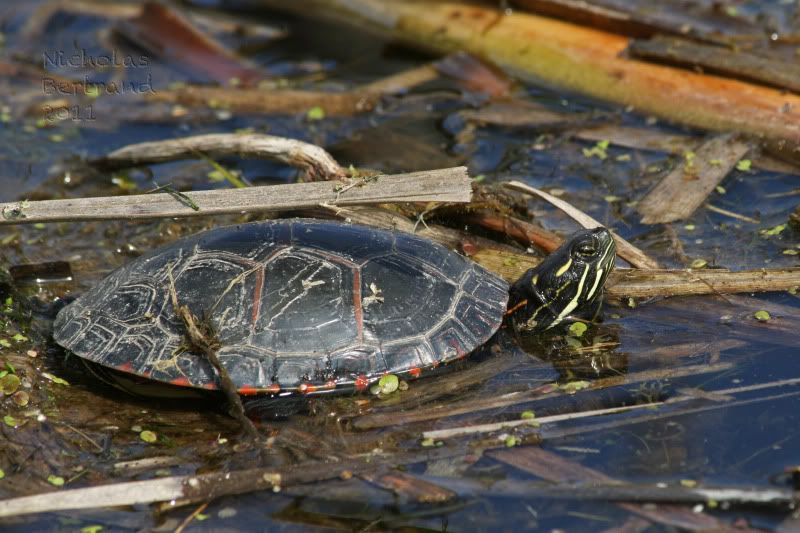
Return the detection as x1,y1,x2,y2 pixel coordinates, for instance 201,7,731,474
53,218,615,402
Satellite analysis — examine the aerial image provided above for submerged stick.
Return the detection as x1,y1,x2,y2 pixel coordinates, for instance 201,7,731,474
351,361,734,430
92,133,345,181
0,167,472,225
421,475,796,507
637,134,753,224
147,62,439,117
488,447,757,530
424,377,800,441
0,457,362,518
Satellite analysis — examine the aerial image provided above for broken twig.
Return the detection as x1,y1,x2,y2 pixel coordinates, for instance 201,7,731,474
168,268,260,441
504,181,660,269
92,133,345,181
0,167,472,225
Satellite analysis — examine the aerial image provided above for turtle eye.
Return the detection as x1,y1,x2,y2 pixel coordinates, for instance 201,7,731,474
575,243,597,257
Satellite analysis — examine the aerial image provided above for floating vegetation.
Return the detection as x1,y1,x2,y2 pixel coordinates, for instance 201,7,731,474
582,139,609,160
0,373,20,395
760,224,786,236
46,475,65,487
306,106,325,121
561,381,591,394
568,322,588,337
139,430,158,443
370,374,401,397
754,310,771,321
41,372,69,386
11,391,29,407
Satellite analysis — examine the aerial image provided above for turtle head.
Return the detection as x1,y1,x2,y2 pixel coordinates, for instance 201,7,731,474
508,227,616,335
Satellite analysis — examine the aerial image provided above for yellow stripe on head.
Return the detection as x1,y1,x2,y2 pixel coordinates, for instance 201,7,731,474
554,258,572,277
548,263,589,329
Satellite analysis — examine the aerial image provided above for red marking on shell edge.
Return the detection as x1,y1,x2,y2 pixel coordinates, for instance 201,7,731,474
355,374,369,391
116,362,134,373
267,383,280,394
323,380,337,390
409,367,421,378
251,268,265,325
203,382,217,390
238,386,261,396
353,269,363,343
461,241,477,256
299,383,317,394
170,376,191,387
448,338,466,358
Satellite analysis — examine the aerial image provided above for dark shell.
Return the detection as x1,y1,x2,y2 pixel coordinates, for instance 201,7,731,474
53,219,509,394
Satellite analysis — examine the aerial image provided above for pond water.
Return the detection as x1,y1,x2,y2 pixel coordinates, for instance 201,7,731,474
0,1,798,531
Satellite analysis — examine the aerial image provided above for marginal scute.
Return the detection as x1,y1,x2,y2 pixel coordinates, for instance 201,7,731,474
218,345,275,388
53,219,511,393
103,331,158,369
70,328,113,364
52,310,88,345
381,340,426,372
273,356,323,387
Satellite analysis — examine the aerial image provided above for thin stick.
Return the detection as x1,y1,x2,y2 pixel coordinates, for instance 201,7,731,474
487,447,776,530
91,133,345,181
0,448,466,518
422,404,646,440
55,423,104,452
113,456,182,472
419,475,796,506
423,376,800,440
465,211,563,253
147,62,440,118
168,269,260,441
704,203,759,224
0,167,472,225
504,181,660,269
174,502,209,533
469,247,800,297
607,267,800,298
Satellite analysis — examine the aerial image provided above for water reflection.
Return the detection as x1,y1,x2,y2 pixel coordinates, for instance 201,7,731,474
516,323,628,381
